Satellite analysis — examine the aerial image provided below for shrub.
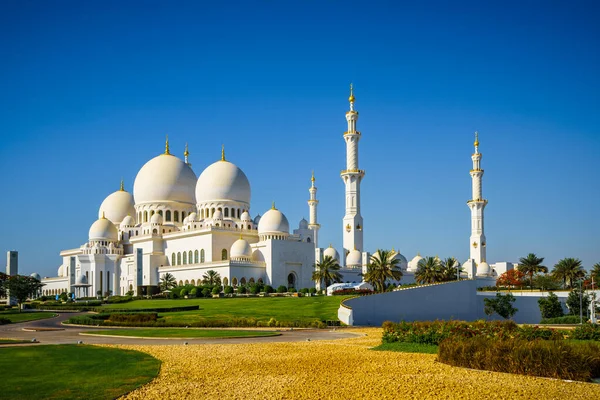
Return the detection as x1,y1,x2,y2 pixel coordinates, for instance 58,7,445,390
332,289,373,296
276,285,287,293
569,323,600,341
566,288,590,316
211,287,220,295
224,286,234,294
438,337,600,382
515,325,564,341
201,288,212,298
537,292,564,319
106,295,133,304
237,286,247,294
189,288,198,298
289,288,297,293
108,313,158,324
540,315,582,324
483,293,518,319
180,288,188,297
249,285,261,295
264,285,274,294
308,288,317,294
0,318,11,325
169,291,179,299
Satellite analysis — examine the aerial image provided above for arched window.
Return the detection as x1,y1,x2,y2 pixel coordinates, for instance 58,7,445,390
307,237,311,243
188,250,193,264
158,210,163,216
240,277,247,285
231,208,235,218
185,280,189,285
223,277,229,286
287,273,296,289
232,277,238,287
248,224,251,229
179,280,183,286
150,210,155,216
249,277,255,284
182,211,186,220
201,209,204,218
143,211,148,222
211,208,215,217
224,208,229,217
177,252,181,265
174,211,179,222
183,252,187,264
171,253,176,266
191,279,195,286
152,228,157,234
194,250,199,264
166,210,172,221
237,209,241,219
221,249,228,260
257,278,264,284
200,249,205,263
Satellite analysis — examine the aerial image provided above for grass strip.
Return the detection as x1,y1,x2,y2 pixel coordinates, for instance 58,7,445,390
82,328,279,338
371,341,439,354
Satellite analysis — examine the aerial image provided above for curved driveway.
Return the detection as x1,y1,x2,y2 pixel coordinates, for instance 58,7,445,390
0,313,356,345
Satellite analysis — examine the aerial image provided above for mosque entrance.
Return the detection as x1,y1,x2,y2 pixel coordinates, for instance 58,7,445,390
287,273,296,290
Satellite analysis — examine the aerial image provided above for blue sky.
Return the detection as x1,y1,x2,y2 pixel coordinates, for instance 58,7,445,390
1,1,598,277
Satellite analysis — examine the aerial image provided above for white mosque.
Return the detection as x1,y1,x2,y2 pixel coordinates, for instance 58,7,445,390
37,87,503,298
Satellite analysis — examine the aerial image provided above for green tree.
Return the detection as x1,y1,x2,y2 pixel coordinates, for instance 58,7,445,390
415,256,443,284
362,249,402,292
0,272,7,298
202,270,222,286
538,292,564,319
516,253,547,287
441,257,461,281
590,263,600,285
483,293,518,319
3,275,45,312
159,272,177,292
552,258,585,288
532,273,561,291
566,287,590,317
312,255,342,289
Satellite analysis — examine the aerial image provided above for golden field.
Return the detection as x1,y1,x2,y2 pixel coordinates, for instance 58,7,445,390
114,328,600,400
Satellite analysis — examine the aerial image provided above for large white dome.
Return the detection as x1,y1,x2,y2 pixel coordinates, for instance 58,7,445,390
89,216,118,241
230,238,252,259
133,154,197,205
98,188,135,224
346,249,362,267
196,160,251,206
257,207,289,234
476,261,492,277
324,245,340,262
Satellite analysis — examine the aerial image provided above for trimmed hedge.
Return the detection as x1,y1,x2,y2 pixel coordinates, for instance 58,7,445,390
540,315,582,324
34,304,199,313
438,337,600,382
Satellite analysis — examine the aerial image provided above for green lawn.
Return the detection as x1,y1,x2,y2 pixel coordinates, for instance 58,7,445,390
0,312,57,323
101,296,347,325
371,342,439,354
0,339,31,344
0,345,160,400
83,328,280,338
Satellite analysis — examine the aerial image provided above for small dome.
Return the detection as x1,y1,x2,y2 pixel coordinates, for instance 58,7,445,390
230,238,252,259
120,215,135,228
407,253,424,272
76,274,88,285
187,212,198,222
150,213,163,225
30,273,41,281
258,207,289,235
196,160,251,205
213,210,223,220
133,153,197,205
346,249,362,267
476,261,491,277
57,265,64,277
89,216,118,241
299,218,308,230
183,216,189,224
323,245,339,262
98,189,135,225
253,214,261,224
241,211,251,222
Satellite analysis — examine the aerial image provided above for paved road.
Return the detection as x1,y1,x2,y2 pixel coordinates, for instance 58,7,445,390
0,313,357,346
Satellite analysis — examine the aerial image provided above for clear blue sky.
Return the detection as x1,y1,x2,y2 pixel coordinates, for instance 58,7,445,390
1,1,598,278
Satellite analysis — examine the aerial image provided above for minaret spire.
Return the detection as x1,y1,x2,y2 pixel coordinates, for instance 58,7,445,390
221,144,226,161
184,143,191,166
467,131,487,266
120,178,124,191
308,171,320,247
341,84,365,264
164,135,170,155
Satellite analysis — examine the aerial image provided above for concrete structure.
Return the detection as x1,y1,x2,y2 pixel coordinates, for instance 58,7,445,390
5,251,18,305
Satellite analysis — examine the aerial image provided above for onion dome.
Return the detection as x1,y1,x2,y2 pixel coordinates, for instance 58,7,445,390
346,249,362,267
258,204,289,235
89,214,118,242
298,218,308,230
133,150,197,205
230,238,252,260
241,211,251,222
392,250,408,270
76,274,88,285
476,261,491,277
98,182,135,224
407,253,424,272
150,213,163,225
323,245,339,262
30,273,41,281
120,215,136,229
195,155,251,206
187,212,198,222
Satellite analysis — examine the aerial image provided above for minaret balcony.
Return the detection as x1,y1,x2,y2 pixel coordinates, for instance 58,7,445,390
341,169,365,176
343,131,361,136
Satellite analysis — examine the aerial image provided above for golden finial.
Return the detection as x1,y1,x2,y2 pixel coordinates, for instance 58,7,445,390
311,170,315,182
101,211,106,219
474,131,479,148
329,243,333,248
271,201,276,210
184,142,189,157
348,83,355,103
164,135,170,155
221,144,225,161
119,178,124,191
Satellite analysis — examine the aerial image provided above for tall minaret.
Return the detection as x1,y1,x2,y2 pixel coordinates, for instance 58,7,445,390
341,84,365,260
308,171,320,246
467,131,487,264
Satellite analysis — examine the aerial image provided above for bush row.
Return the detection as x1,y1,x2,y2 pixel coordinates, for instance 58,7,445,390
540,315,582,324
438,337,600,382
31,303,199,313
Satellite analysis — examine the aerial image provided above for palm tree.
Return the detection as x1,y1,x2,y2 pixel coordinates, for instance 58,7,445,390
159,273,177,292
362,249,403,292
516,253,547,287
202,270,222,286
312,255,342,289
415,256,443,284
552,258,585,288
590,263,600,286
441,257,461,281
